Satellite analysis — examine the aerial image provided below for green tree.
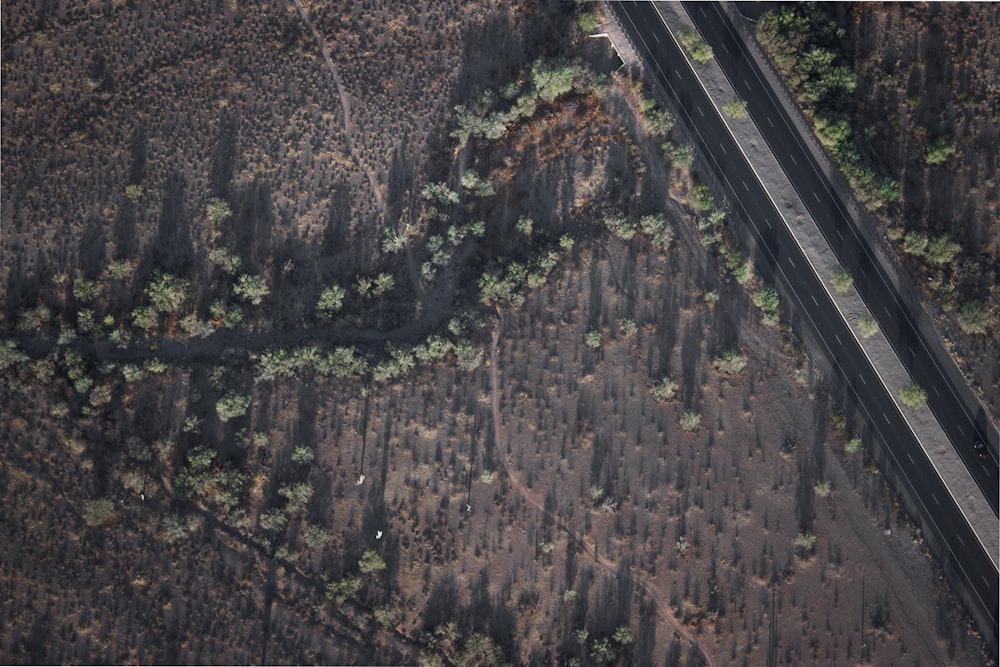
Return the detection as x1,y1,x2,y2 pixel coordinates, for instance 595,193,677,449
234,274,269,305
584,331,602,350
359,549,387,575
207,198,232,223
73,278,100,302
208,247,242,274
591,637,616,664
957,300,991,334
613,626,633,646
462,632,502,666
216,393,250,422
0,341,28,371
146,273,189,314
530,59,575,102
326,575,362,603
317,283,347,317
678,30,714,63
902,231,928,256
925,235,961,266
132,306,158,331
107,259,135,281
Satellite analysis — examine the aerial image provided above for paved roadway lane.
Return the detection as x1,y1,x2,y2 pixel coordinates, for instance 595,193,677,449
608,0,998,638
684,1,999,515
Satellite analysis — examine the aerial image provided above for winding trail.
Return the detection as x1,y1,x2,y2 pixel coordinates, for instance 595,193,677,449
291,0,385,219
488,309,715,667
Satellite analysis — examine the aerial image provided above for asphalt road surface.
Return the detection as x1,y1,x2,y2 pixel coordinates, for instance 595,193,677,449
609,0,997,637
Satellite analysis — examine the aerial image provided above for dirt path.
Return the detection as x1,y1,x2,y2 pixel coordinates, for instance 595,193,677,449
291,0,385,219
488,309,715,667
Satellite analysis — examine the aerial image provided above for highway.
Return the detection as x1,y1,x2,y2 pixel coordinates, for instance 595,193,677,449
608,0,998,641
683,0,998,519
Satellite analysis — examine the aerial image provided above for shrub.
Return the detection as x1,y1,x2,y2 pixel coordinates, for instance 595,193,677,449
957,300,991,334
858,314,879,338
845,436,861,453
831,266,853,294
234,274,269,305
679,410,702,432
651,378,678,402
640,213,673,249
794,532,817,551
603,210,636,240
722,99,749,119
899,383,926,408
326,575,362,603
642,108,674,138
374,605,398,630
662,142,694,168
752,287,779,316
677,29,713,63
217,393,250,422
207,198,232,223
84,498,118,527
713,350,747,375
926,139,957,166
617,318,638,339
691,183,715,212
